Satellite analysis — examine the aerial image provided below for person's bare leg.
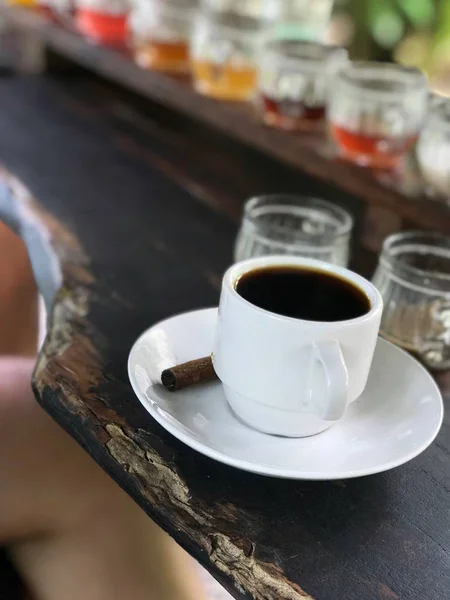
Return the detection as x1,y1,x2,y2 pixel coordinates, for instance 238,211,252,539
0,225,206,600
0,223,38,356
0,358,205,600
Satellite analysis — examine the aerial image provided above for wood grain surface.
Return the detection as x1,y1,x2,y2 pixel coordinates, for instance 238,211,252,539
0,73,448,600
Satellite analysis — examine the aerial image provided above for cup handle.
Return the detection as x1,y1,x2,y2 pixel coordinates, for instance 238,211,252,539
310,340,348,421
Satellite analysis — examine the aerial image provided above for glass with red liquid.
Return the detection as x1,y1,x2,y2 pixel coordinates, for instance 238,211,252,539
259,40,347,131
75,0,129,46
328,62,428,169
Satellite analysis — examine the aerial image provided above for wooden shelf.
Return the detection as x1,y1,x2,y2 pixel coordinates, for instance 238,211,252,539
1,3,450,232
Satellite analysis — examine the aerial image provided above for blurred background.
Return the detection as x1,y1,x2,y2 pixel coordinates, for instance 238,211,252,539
3,0,449,96
326,0,450,95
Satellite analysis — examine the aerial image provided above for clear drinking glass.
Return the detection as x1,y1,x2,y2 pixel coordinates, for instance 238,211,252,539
417,96,450,200
372,232,450,370
129,0,196,73
191,0,276,101
234,195,353,266
328,62,428,169
259,40,347,131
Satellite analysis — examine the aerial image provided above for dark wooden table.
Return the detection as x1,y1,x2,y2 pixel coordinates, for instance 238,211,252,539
0,70,449,600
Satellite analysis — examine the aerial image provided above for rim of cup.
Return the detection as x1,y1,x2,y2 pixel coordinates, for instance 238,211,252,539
379,231,450,293
224,255,383,325
262,40,348,73
335,61,428,101
243,195,354,240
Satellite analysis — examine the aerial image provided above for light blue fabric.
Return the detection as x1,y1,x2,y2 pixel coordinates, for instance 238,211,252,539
0,180,61,311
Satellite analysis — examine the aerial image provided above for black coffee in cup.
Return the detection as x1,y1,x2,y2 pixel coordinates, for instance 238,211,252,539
235,266,370,322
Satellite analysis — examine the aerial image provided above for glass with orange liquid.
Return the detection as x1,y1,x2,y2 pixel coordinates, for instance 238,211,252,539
191,5,273,101
258,40,347,131
328,62,428,170
130,0,196,74
75,0,129,46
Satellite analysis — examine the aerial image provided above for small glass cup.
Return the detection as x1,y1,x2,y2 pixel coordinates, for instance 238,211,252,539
372,232,450,370
129,0,196,73
191,1,274,101
75,0,129,46
328,62,428,170
417,96,450,200
258,40,348,131
234,195,353,266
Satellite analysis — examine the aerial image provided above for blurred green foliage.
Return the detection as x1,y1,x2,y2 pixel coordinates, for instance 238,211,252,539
336,0,450,92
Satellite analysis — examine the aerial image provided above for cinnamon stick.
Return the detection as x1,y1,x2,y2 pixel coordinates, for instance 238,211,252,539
161,356,218,391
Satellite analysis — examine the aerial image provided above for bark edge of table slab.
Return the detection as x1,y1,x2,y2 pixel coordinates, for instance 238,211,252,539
0,168,313,600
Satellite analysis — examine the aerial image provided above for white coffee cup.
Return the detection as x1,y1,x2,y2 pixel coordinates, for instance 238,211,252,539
212,256,383,437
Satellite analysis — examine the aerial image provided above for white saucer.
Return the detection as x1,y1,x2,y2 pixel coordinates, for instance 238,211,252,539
128,308,444,480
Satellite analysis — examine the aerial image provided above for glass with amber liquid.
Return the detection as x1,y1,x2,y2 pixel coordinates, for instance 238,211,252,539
191,9,270,101
328,62,428,170
259,40,347,131
130,0,196,74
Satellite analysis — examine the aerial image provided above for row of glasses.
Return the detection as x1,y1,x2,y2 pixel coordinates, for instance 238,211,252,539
134,5,430,170
36,0,433,172
66,0,338,104
124,0,430,173
259,46,428,169
235,194,450,371
129,0,430,172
